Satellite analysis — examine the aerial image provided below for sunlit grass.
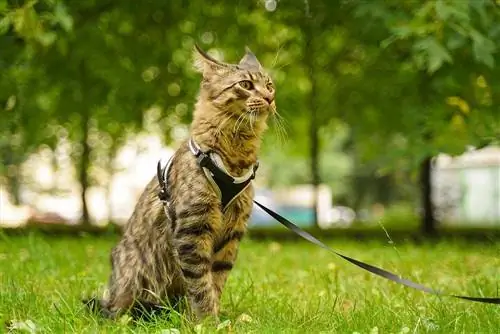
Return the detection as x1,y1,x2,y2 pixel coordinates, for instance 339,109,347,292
0,232,499,333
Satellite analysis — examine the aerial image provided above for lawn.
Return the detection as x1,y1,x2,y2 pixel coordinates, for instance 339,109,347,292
0,231,499,333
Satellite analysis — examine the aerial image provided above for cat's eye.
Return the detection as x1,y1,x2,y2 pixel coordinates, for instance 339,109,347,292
239,80,254,90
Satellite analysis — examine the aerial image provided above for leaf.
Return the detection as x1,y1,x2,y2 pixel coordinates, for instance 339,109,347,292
193,324,204,333
391,25,414,40
470,30,495,68
435,0,470,22
216,319,232,331
413,37,452,73
6,319,38,333
36,31,57,46
236,313,253,323
446,34,466,50
54,3,73,32
435,0,450,20
0,14,10,34
380,35,398,49
469,0,490,28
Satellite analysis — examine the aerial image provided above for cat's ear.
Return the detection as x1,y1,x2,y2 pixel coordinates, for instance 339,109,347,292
193,44,230,75
238,46,263,71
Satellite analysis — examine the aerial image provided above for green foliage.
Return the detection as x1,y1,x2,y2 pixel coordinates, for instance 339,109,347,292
1,0,499,218
348,0,500,170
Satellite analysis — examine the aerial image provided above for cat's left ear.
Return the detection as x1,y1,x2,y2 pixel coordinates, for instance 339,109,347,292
238,46,263,71
193,44,232,75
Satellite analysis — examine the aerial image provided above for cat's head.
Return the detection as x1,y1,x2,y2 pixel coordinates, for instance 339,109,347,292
193,44,276,119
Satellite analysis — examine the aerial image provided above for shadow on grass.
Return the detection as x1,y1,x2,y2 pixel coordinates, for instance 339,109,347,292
1,220,499,244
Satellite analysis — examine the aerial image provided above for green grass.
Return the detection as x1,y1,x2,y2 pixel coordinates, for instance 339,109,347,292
0,232,499,333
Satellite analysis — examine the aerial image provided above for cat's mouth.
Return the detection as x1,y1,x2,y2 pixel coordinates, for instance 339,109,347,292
245,109,270,124
245,103,273,116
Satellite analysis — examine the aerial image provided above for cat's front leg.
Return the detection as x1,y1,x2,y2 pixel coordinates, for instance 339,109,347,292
211,229,244,300
211,194,252,301
174,203,222,320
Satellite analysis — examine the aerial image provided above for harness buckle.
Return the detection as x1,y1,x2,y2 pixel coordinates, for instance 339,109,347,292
196,152,210,167
158,188,169,202
250,161,259,180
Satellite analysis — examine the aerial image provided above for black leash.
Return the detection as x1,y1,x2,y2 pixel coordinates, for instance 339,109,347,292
253,200,500,305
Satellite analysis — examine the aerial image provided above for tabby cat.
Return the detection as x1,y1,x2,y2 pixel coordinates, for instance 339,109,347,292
86,44,276,321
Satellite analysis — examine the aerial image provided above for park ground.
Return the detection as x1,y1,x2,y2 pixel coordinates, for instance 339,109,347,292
0,231,499,333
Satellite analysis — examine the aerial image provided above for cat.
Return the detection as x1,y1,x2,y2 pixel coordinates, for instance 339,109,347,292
84,44,276,322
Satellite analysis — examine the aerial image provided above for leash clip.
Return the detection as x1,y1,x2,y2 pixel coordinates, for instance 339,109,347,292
156,160,170,203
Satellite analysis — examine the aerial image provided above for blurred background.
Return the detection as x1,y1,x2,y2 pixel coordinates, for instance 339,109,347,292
1,0,499,236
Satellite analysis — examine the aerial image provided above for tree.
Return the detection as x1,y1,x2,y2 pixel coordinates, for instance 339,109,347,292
348,0,500,234
0,0,69,204
1,0,297,224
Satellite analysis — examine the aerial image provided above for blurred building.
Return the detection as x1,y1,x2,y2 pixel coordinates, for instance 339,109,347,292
433,145,500,226
0,133,174,227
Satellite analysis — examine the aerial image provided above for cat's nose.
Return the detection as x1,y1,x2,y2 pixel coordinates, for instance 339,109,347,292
264,94,274,104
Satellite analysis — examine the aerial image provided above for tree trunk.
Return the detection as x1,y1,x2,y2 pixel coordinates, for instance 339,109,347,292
105,140,118,224
303,1,320,227
376,174,393,206
8,168,22,205
417,68,438,236
309,100,320,226
105,177,113,224
308,74,320,226
79,107,91,225
4,149,22,205
420,156,436,235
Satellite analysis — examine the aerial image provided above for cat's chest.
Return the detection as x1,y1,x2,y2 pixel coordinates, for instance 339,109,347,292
220,188,253,230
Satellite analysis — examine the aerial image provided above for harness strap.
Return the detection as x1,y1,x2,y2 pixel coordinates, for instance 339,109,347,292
157,139,259,215
157,156,175,221
188,138,258,211
188,138,236,185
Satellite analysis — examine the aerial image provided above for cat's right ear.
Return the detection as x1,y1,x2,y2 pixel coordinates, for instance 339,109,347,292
193,44,229,75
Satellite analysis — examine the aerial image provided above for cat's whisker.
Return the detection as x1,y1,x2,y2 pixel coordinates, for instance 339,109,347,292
248,112,255,135
236,113,249,134
249,112,257,136
273,108,289,128
274,61,291,72
269,105,288,145
272,114,288,146
273,109,287,122
215,114,232,138
271,43,284,69
233,113,246,134
215,114,233,147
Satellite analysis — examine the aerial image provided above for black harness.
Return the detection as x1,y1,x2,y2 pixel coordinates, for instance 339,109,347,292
157,138,259,214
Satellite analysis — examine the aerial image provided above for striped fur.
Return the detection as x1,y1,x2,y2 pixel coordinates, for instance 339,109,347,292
88,45,275,322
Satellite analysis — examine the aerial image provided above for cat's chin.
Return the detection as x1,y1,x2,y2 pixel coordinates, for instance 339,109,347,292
246,109,270,117
247,111,269,123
